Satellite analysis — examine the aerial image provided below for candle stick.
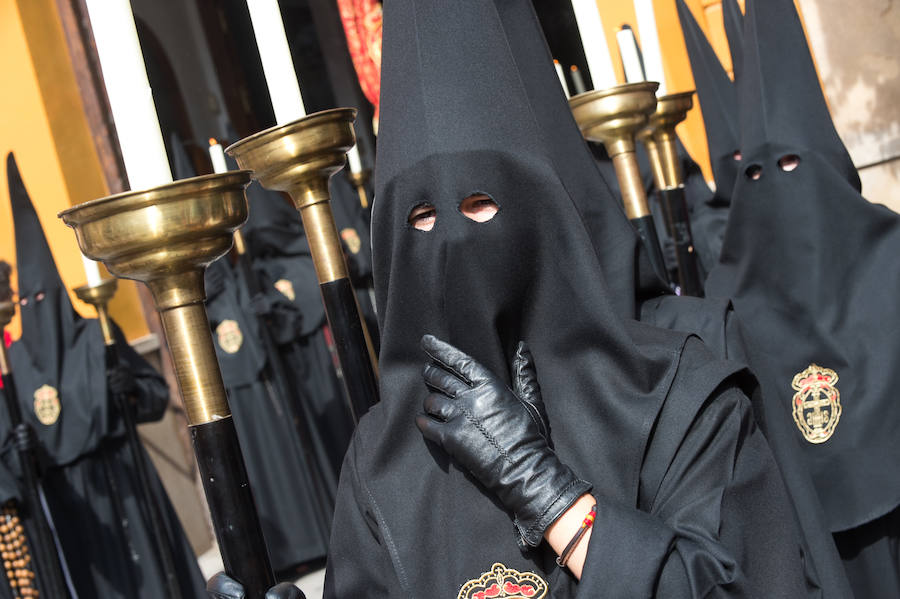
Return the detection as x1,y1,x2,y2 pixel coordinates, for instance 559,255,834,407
347,144,363,175
570,65,587,95
83,0,172,190
554,60,571,98
209,139,228,174
617,25,646,83
245,0,306,125
633,0,667,95
82,255,103,288
571,0,617,90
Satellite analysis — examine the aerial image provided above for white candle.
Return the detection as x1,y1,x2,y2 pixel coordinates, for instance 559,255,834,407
83,0,172,191
347,144,362,174
633,0,667,95
554,60,571,98
209,139,228,174
245,0,306,125
82,255,103,288
616,26,646,83
571,0,617,90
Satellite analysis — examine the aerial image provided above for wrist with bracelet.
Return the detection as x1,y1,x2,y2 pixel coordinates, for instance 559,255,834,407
555,503,597,569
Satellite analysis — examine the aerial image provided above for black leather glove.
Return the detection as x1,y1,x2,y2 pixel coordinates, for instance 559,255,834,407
416,334,591,548
107,364,137,397
206,572,305,599
12,424,36,454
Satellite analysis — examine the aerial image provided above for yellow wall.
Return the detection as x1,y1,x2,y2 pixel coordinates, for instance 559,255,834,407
0,0,149,341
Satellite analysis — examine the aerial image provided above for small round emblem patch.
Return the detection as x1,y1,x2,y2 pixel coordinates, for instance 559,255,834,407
216,319,243,354
340,228,362,255
33,384,61,425
791,364,841,444
458,563,547,599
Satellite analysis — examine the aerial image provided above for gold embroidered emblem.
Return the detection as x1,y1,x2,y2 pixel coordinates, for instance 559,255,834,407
340,227,362,255
791,364,842,444
216,319,243,354
33,385,60,425
274,279,296,301
458,563,548,599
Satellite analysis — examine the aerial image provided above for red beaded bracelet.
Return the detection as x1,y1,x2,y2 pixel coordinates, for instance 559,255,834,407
556,504,597,569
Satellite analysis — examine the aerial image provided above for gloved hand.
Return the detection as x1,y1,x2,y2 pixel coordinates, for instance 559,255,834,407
107,364,137,397
13,424,36,454
206,572,305,599
416,335,591,548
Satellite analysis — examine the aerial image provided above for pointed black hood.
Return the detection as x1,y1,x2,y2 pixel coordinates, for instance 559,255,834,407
8,153,79,364
677,0,740,202
5,153,108,467
706,0,900,535
721,0,743,84
738,0,859,189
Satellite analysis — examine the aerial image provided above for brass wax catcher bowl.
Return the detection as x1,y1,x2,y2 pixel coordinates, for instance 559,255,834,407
226,108,356,284
569,81,659,156
59,172,252,425
649,91,695,187
60,172,251,311
73,277,118,307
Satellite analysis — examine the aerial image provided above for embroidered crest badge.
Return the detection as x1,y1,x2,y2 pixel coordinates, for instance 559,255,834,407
457,563,548,599
33,384,61,425
791,364,842,444
274,278,296,301
216,319,243,354
340,227,362,255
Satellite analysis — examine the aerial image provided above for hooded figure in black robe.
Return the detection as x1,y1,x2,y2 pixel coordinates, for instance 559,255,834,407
321,1,811,596
703,0,900,595
496,5,855,596
2,153,205,598
204,257,331,574
242,184,356,480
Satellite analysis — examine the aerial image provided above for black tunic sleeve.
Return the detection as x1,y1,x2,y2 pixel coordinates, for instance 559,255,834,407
577,386,808,597
324,439,403,598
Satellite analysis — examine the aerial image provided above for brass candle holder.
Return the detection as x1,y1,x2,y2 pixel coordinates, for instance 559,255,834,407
347,169,372,210
570,82,671,286
227,108,379,423
73,278,118,346
59,172,275,597
649,91,695,188
645,91,704,296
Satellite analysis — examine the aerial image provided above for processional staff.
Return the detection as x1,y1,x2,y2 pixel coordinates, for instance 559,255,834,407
0,300,72,598
569,82,673,288
615,14,704,296
643,93,705,297
60,173,277,598
73,278,182,599
227,109,380,423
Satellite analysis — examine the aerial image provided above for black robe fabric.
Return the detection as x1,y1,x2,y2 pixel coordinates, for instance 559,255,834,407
205,258,330,572
4,152,205,598
324,1,809,596
703,0,900,595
